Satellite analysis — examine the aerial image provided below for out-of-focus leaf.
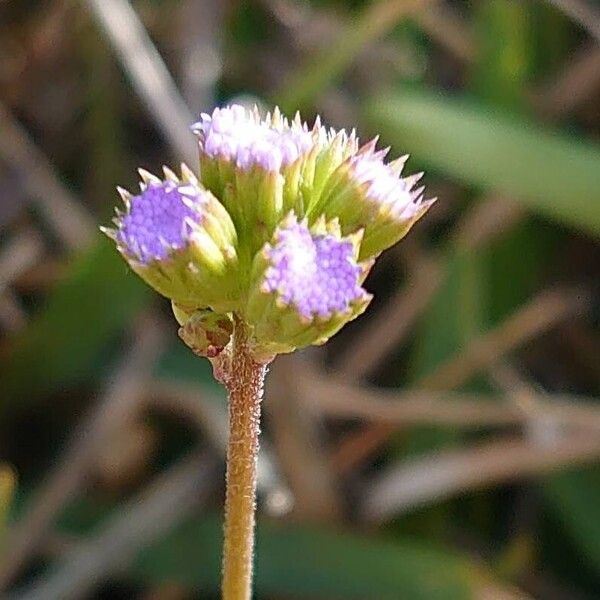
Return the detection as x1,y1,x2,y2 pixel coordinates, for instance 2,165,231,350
531,3,571,77
399,249,486,458
132,513,475,599
544,469,600,575
410,251,486,383
474,1,532,110
483,221,554,324
0,237,149,414
364,89,600,236
0,465,15,536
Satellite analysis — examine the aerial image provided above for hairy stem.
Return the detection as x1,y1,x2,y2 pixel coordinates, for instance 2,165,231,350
221,317,267,600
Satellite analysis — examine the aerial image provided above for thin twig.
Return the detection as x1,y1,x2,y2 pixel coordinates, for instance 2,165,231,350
84,0,197,164
0,104,94,250
301,367,600,431
362,433,600,522
332,287,588,472
544,0,600,45
267,355,342,521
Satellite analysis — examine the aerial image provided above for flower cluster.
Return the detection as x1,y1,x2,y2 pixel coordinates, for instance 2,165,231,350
105,105,433,359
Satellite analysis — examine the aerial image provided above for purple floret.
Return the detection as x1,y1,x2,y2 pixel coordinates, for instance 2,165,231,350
262,219,365,319
193,105,313,172
350,152,425,220
117,182,203,264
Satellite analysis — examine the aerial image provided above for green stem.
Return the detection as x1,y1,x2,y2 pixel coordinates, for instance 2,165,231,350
221,317,267,600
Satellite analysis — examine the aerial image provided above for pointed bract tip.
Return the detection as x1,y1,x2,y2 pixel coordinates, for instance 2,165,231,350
404,172,424,189
116,186,132,206
162,165,179,182
180,163,198,184
99,225,117,240
138,168,160,184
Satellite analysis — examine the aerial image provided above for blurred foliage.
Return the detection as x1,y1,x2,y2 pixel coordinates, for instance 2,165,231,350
137,514,476,599
0,239,149,413
1,0,599,598
365,90,600,236
0,466,15,537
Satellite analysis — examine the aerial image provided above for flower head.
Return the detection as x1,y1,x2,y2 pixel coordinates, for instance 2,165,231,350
116,177,204,264
262,217,365,318
103,166,239,312
193,104,313,173
107,105,433,359
193,105,342,255
312,140,435,259
247,214,371,358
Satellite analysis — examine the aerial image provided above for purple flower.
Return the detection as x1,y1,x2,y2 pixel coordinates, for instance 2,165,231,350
105,168,239,312
106,106,434,357
116,180,205,264
192,105,313,172
311,139,434,259
349,146,429,222
261,216,367,320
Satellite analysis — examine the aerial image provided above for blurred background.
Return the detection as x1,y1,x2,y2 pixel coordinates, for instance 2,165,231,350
1,0,600,598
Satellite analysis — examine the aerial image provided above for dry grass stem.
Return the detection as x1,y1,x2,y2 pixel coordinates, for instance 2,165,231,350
267,355,342,521
414,3,476,63
0,230,44,286
148,378,229,450
302,369,600,431
545,0,600,44
362,433,600,522
177,0,223,114
336,197,525,380
0,104,94,249
85,0,196,164
336,248,442,380
148,377,289,510
332,287,588,472
277,0,436,109
0,291,27,333
532,45,600,118
420,287,587,390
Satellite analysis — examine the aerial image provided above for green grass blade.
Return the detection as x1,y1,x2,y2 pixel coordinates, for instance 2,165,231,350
0,466,15,538
132,513,475,599
364,89,600,235
544,469,600,575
